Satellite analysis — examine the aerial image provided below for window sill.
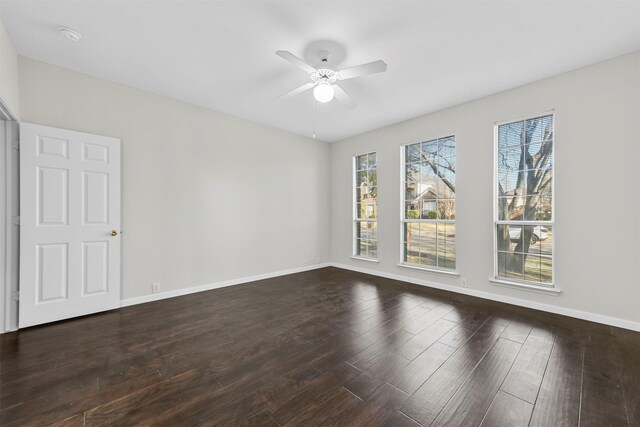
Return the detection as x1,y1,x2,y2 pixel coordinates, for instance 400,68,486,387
397,263,460,278
490,278,562,296
350,256,379,264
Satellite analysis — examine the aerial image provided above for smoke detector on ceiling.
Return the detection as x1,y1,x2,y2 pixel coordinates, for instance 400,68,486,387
59,27,82,42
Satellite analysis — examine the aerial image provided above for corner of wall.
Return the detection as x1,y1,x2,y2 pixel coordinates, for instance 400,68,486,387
0,17,20,120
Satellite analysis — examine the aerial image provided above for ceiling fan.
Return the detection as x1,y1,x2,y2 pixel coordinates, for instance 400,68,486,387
276,50,387,109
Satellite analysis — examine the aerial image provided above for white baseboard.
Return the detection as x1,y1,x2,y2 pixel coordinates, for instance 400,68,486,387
7,261,637,334
330,262,640,332
120,262,331,308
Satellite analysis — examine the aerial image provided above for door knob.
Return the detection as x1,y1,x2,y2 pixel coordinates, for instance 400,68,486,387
110,230,118,236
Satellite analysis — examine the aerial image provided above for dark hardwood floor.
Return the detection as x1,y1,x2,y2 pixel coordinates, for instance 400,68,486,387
1,267,638,426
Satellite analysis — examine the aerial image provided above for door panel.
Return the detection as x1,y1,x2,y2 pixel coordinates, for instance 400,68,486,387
37,135,68,158
38,167,68,225
20,123,121,328
83,241,108,295
83,171,108,224
37,243,68,302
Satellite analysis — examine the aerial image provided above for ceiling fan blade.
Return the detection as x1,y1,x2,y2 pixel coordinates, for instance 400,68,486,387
337,60,387,80
276,50,317,74
277,82,315,100
333,85,357,109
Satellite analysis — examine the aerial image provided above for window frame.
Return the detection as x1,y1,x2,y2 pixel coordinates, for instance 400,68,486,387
492,111,556,289
353,152,378,261
399,135,458,273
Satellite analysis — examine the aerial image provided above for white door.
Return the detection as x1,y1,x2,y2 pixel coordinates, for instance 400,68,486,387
19,123,121,328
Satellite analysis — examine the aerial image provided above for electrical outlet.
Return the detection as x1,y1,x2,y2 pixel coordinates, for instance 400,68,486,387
461,278,468,288
152,282,161,293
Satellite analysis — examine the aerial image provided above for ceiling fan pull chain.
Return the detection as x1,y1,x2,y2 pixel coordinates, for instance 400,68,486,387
312,97,317,139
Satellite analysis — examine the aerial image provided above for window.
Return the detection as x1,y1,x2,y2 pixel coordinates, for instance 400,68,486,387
495,114,554,286
354,152,377,259
402,137,456,270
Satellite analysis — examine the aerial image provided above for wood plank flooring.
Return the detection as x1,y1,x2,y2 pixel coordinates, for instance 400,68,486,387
1,267,638,426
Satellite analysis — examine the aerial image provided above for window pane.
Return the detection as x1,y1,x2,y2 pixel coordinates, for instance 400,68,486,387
369,202,377,220
524,255,542,283
520,195,550,221
367,152,377,169
405,182,418,201
441,168,456,190
421,140,438,157
404,222,420,264
525,244,552,284
437,199,455,220
356,154,367,171
524,141,552,169
444,155,456,174
364,198,377,219
539,177,552,197
540,225,552,257
506,253,524,280
497,252,508,278
406,144,420,162
540,256,552,284
357,221,377,242
437,223,456,269
419,222,437,267
498,121,524,148
525,115,553,144
359,239,367,257
406,202,419,219
420,161,436,179
522,196,538,221
498,170,520,195
369,241,377,259
357,171,367,186
497,224,523,252
498,146,524,173
498,195,525,221
368,169,377,186
439,137,455,158
406,163,419,182
355,186,363,203
421,194,438,219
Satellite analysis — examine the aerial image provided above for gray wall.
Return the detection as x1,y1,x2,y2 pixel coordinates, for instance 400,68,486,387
19,57,331,300
331,52,640,325
14,51,640,328
0,18,19,118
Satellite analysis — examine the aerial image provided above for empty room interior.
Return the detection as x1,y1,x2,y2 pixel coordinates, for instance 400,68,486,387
0,1,639,426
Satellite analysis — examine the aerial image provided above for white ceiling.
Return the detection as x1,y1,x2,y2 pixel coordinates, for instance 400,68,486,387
1,1,639,142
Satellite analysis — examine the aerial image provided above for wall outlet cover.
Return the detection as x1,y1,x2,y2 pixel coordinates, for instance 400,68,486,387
152,282,161,293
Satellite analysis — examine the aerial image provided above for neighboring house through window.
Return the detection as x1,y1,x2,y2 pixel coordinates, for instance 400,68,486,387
354,152,377,259
402,136,456,270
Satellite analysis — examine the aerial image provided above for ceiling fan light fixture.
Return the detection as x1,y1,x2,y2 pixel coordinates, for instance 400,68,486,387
313,82,334,103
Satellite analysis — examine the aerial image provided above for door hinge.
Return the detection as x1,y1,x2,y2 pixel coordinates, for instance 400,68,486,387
13,216,20,226
11,141,19,151
11,292,19,302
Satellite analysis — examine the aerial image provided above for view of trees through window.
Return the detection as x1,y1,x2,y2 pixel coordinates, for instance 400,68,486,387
355,152,377,258
496,114,554,285
403,136,456,269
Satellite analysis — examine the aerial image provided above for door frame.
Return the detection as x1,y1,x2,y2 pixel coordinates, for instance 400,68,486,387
0,97,19,333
